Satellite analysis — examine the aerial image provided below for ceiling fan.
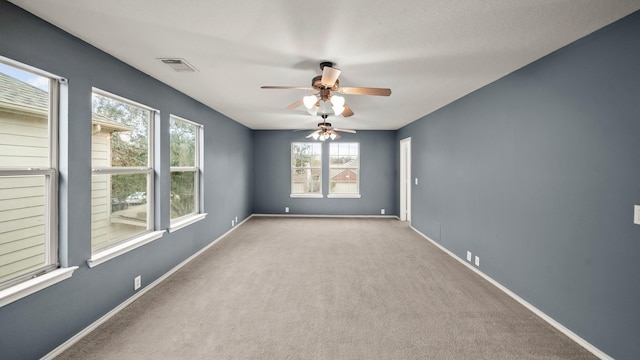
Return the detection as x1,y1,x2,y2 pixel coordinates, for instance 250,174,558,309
261,61,391,118
305,114,356,141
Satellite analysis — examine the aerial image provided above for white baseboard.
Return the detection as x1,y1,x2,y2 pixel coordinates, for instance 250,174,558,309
252,213,400,219
410,225,612,360
42,216,252,360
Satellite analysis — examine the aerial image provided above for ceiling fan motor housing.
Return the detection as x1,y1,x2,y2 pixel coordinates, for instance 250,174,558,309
319,61,334,70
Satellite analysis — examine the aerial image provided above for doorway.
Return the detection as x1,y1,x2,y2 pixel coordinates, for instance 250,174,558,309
400,137,411,222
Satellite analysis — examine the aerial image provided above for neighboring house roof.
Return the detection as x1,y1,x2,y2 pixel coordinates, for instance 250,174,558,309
0,72,48,115
331,169,358,181
92,113,133,132
0,72,131,132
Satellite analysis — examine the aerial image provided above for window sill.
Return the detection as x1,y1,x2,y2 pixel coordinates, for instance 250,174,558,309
327,194,362,199
87,230,166,268
290,194,324,198
0,266,79,308
169,213,208,233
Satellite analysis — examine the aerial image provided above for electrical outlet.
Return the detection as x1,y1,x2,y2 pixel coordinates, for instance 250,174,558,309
466,251,472,262
235,216,238,223
415,178,418,185
474,256,480,267
634,205,640,225
231,220,235,227
285,207,289,213
381,209,385,215
134,275,141,291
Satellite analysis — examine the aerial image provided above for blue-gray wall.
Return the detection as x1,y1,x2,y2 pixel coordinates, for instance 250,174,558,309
398,11,640,360
0,2,253,359
253,130,397,215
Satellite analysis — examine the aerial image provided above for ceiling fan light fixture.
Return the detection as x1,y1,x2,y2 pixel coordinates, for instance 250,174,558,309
320,65,341,88
330,95,344,107
303,95,318,109
311,132,320,140
307,107,318,116
330,132,337,140
330,95,345,115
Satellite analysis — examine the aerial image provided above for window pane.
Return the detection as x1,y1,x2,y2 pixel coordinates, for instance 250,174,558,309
330,142,359,168
170,118,196,167
292,143,321,167
0,63,50,168
0,175,47,284
91,93,149,168
292,168,321,194
329,143,359,195
330,168,359,194
92,173,149,253
292,142,322,195
171,171,196,219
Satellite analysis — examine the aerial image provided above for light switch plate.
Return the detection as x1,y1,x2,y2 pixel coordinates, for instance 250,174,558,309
466,251,472,262
474,256,480,267
634,205,640,225
415,178,418,185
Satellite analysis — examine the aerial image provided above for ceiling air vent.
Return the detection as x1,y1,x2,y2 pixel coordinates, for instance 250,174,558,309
158,58,198,72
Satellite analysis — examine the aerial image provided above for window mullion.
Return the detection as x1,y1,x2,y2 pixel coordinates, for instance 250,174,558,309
0,169,55,176
91,167,151,174
170,166,197,172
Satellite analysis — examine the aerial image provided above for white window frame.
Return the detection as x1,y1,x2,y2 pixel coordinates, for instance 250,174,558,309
0,56,78,308
290,142,323,198
328,142,361,198
88,88,164,267
169,115,206,232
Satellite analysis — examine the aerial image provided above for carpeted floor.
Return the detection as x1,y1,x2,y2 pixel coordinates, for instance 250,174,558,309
56,217,597,359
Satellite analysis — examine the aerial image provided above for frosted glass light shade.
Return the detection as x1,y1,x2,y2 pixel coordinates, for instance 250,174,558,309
331,95,345,115
303,95,318,109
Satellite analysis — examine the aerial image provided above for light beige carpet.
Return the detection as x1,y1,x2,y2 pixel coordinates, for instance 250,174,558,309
57,217,597,359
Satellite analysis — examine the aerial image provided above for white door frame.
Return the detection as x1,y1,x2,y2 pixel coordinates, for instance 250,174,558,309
400,137,411,222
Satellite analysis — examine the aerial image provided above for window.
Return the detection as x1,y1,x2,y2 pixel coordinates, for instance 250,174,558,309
90,90,159,257
329,142,360,197
291,142,322,197
170,115,203,228
0,59,60,290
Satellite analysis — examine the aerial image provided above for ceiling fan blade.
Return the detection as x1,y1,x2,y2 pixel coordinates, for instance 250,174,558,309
261,86,315,90
320,66,341,88
342,104,354,117
338,87,392,96
286,98,304,110
334,128,356,134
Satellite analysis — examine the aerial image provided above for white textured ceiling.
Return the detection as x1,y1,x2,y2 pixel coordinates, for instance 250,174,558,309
10,0,640,130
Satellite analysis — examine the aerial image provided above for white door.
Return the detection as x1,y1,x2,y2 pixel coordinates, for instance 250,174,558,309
400,137,411,222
